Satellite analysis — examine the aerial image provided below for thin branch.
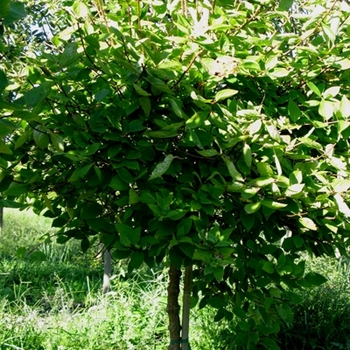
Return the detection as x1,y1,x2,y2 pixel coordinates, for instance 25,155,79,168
173,50,203,88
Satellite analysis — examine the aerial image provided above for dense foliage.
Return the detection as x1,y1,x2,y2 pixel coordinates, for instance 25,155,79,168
1,0,350,348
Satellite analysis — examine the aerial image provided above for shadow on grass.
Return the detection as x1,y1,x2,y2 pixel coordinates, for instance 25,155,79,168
0,257,102,310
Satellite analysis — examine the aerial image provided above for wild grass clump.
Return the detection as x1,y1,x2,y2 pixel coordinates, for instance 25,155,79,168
279,256,350,350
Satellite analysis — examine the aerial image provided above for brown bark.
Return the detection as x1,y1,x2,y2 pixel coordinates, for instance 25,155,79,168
167,264,182,350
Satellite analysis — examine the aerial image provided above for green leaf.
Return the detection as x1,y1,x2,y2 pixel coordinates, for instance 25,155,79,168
0,0,10,17
50,133,64,152
196,149,218,157
285,184,305,197
72,2,89,17
69,164,93,182
109,175,129,191
186,111,208,129
334,194,350,217
139,192,156,204
214,89,238,102
84,143,100,156
257,162,273,177
299,217,317,231
323,86,340,99
233,307,246,318
223,155,244,182
33,125,50,150
248,119,262,136
95,89,110,102
248,177,274,187
4,183,29,196
322,23,336,44
307,81,321,97
244,202,261,214
266,124,281,142
269,68,289,78
147,76,173,94
129,251,144,270
340,95,350,118
116,223,141,246
177,218,192,237
0,139,12,155
118,167,134,184
144,130,178,138
94,165,102,180
293,236,304,248
193,249,213,264
276,303,293,326
261,199,287,209
81,237,90,253
170,99,186,118
226,183,245,192
3,2,26,24
29,251,47,262
0,70,8,91
332,179,350,193
319,99,334,120
149,154,174,180
59,42,79,68
277,0,294,11
241,211,254,232
129,188,139,204
242,60,261,71
107,145,121,158
207,296,226,309
289,170,302,185
260,337,280,350
133,83,151,96
288,100,300,122
265,54,279,70
139,96,151,117
243,143,252,168
213,266,224,282
304,272,327,286
0,199,26,208
81,202,103,219
25,83,51,107
166,209,187,220
262,261,274,274
0,119,16,137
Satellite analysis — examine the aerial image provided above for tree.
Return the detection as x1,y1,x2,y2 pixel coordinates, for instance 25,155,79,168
1,0,350,348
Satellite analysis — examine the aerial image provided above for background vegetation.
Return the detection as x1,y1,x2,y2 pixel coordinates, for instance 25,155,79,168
1,210,350,349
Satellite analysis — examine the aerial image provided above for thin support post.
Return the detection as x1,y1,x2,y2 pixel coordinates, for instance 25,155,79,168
181,265,192,350
103,249,112,294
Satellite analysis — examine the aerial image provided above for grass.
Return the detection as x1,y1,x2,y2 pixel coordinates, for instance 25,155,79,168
0,209,227,350
279,256,350,350
1,208,350,349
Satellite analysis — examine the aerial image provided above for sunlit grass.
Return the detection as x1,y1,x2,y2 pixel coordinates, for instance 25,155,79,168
1,209,350,349
0,209,228,349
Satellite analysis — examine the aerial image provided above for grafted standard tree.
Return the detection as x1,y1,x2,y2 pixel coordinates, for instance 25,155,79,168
1,0,350,349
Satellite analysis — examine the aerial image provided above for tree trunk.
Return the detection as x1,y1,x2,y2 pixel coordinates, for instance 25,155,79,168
181,265,192,350
167,263,182,350
102,249,112,294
